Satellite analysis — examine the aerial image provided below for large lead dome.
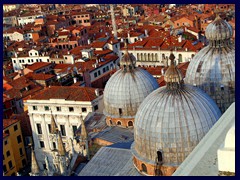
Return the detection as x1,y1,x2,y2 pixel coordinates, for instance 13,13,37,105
103,48,159,127
185,14,235,113
132,54,221,176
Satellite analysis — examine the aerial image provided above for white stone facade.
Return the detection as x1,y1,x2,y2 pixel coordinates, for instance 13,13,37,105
124,49,195,67
25,95,103,168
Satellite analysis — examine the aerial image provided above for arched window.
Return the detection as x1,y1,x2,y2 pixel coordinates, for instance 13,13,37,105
155,53,158,61
128,121,133,127
191,54,195,59
178,54,182,63
141,163,147,173
119,108,122,116
157,151,163,162
162,54,165,60
148,53,151,61
137,53,140,60
117,121,122,125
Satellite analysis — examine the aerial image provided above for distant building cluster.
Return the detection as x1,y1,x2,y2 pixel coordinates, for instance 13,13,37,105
3,4,235,176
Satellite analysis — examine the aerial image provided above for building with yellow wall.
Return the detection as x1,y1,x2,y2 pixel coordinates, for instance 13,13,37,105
3,119,27,176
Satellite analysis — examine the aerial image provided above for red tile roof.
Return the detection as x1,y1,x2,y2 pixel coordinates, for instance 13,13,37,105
29,86,100,102
25,72,55,80
4,76,44,100
3,119,19,129
91,41,107,48
25,62,52,71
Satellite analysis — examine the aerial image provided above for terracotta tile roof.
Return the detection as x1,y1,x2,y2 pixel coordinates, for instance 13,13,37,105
143,66,166,76
25,62,52,71
3,27,24,34
29,86,100,102
4,76,44,100
25,72,55,80
94,49,113,56
157,76,166,87
3,119,19,129
187,26,200,33
53,64,71,70
91,41,107,48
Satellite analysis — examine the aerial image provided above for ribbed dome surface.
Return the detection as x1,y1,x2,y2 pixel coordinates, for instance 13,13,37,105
132,85,221,166
205,15,233,41
185,15,235,113
103,67,159,118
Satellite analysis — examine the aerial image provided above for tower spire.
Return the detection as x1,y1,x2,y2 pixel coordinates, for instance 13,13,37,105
50,110,58,134
57,131,66,156
80,116,88,140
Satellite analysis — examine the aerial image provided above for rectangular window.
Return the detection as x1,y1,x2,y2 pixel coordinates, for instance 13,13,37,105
8,161,13,169
3,165,7,173
98,70,101,76
3,155,5,160
56,107,61,111
106,66,109,71
5,129,9,135
60,125,66,136
47,59,50,62
53,142,56,149
22,60,25,63
94,105,98,111
82,107,87,112
14,125,18,131
72,125,77,136
4,140,8,145
19,148,23,156
119,108,122,116
48,124,52,134
33,106,38,110
44,106,49,111
17,135,22,144
40,141,45,148
13,60,16,63
69,107,74,112
31,59,33,62
36,123,42,134
39,59,42,62
94,72,97,78
103,67,106,73
6,150,10,157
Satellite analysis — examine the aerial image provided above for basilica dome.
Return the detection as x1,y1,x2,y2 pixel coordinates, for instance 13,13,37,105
132,53,221,176
103,48,159,126
185,15,235,113
205,14,233,41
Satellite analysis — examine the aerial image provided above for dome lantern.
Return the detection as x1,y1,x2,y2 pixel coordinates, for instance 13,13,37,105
164,52,184,90
120,42,136,72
